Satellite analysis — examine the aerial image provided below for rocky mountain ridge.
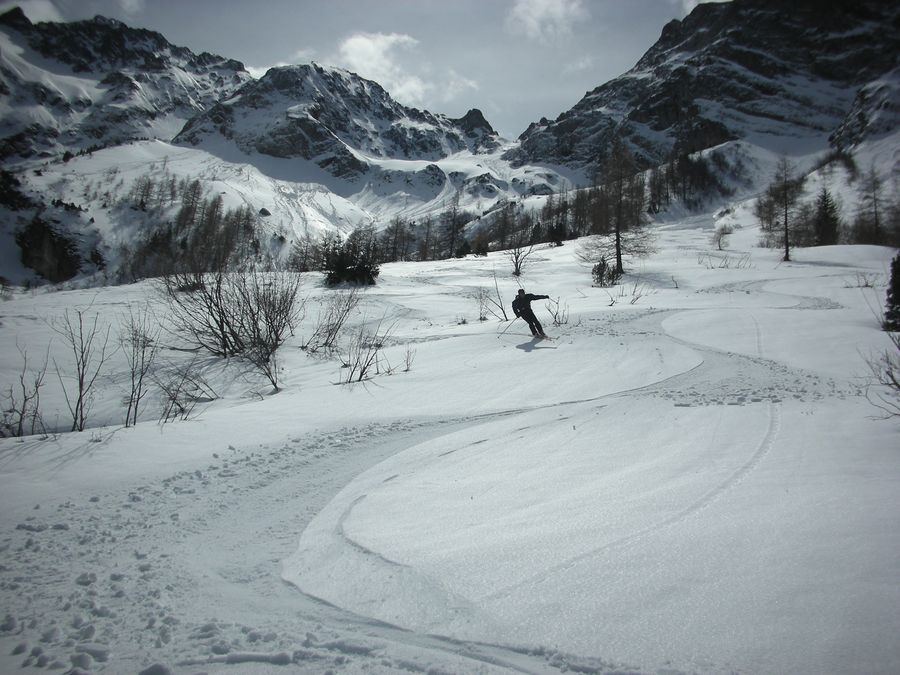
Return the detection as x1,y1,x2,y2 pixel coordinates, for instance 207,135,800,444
174,62,501,180
0,7,252,161
504,0,900,178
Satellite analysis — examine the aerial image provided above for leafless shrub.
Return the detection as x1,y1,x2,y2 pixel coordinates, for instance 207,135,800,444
545,297,569,326
1,343,49,438
154,357,217,423
846,272,883,289
162,270,304,390
403,343,416,373
303,288,359,353
697,251,752,269
865,331,900,418
615,282,652,305
340,316,396,384
51,308,116,432
234,271,305,391
484,270,509,321
161,270,245,357
120,306,160,427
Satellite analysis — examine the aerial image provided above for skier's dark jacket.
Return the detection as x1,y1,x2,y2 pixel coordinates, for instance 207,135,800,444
512,293,548,317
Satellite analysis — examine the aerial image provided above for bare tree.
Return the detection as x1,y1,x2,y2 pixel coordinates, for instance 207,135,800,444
576,227,655,283
1,343,49,438
758,157,806,261
506,224,535,277
473,288,490,322
52,308,115,432
120,306,161,427
162,270,245,357
855,163,886,244
599,137,649,274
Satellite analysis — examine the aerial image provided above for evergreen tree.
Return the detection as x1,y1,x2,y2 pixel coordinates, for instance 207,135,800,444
812,187,841,246
885,252,900,331
323,226,380,285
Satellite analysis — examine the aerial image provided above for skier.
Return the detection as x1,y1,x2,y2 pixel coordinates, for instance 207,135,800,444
512,288,549,337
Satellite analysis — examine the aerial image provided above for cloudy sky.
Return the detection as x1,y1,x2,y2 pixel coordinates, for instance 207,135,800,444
2,0,717,138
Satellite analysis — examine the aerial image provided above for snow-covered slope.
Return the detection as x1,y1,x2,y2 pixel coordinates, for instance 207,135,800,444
1,184,898,674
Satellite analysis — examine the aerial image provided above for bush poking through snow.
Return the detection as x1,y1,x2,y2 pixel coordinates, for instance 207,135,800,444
591,257,621,287
303,288,359,354
865,331,900,419
154,356,217,424
1,343,49,438
161,270,304,390
340,316,396,384
545,297,569,327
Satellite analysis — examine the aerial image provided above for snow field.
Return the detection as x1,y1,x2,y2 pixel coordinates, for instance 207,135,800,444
1,204,899,674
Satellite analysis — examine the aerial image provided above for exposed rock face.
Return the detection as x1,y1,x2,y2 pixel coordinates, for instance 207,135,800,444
0,8,252,161
174,63,501,179
15,216,81,283
505,0,900,177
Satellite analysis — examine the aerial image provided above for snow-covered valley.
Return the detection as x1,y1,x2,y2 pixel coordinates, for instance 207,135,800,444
1,210,898,674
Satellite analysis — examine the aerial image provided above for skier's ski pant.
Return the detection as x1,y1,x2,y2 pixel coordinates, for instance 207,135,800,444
520,309,544,336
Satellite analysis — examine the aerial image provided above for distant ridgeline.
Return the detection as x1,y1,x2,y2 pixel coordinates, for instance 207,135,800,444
0,0,897,285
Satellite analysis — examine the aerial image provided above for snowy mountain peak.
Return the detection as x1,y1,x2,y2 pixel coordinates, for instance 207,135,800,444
506,0,900,175
175,62,502,179
0,10,252,162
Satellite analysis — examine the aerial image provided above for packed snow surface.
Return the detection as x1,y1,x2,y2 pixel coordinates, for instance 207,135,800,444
1,214,898,674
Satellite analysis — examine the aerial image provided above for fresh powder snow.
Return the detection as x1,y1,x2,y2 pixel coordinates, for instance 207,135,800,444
1,191,899,674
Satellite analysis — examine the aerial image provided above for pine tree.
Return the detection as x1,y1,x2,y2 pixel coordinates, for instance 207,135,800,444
812,187,841,246
884,252,900,331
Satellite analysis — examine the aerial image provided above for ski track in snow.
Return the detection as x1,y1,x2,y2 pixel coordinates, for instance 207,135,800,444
0,416,620,674
480,300,836,604
0,271,874,675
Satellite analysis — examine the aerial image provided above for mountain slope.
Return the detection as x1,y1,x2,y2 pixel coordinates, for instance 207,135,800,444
505,0,900,176
0,7,251,162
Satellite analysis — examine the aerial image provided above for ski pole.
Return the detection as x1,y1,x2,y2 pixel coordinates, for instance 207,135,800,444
497,316,519,338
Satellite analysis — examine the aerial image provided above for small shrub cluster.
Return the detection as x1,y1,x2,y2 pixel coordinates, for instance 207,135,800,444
592,257,622,287
322,227,380,286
